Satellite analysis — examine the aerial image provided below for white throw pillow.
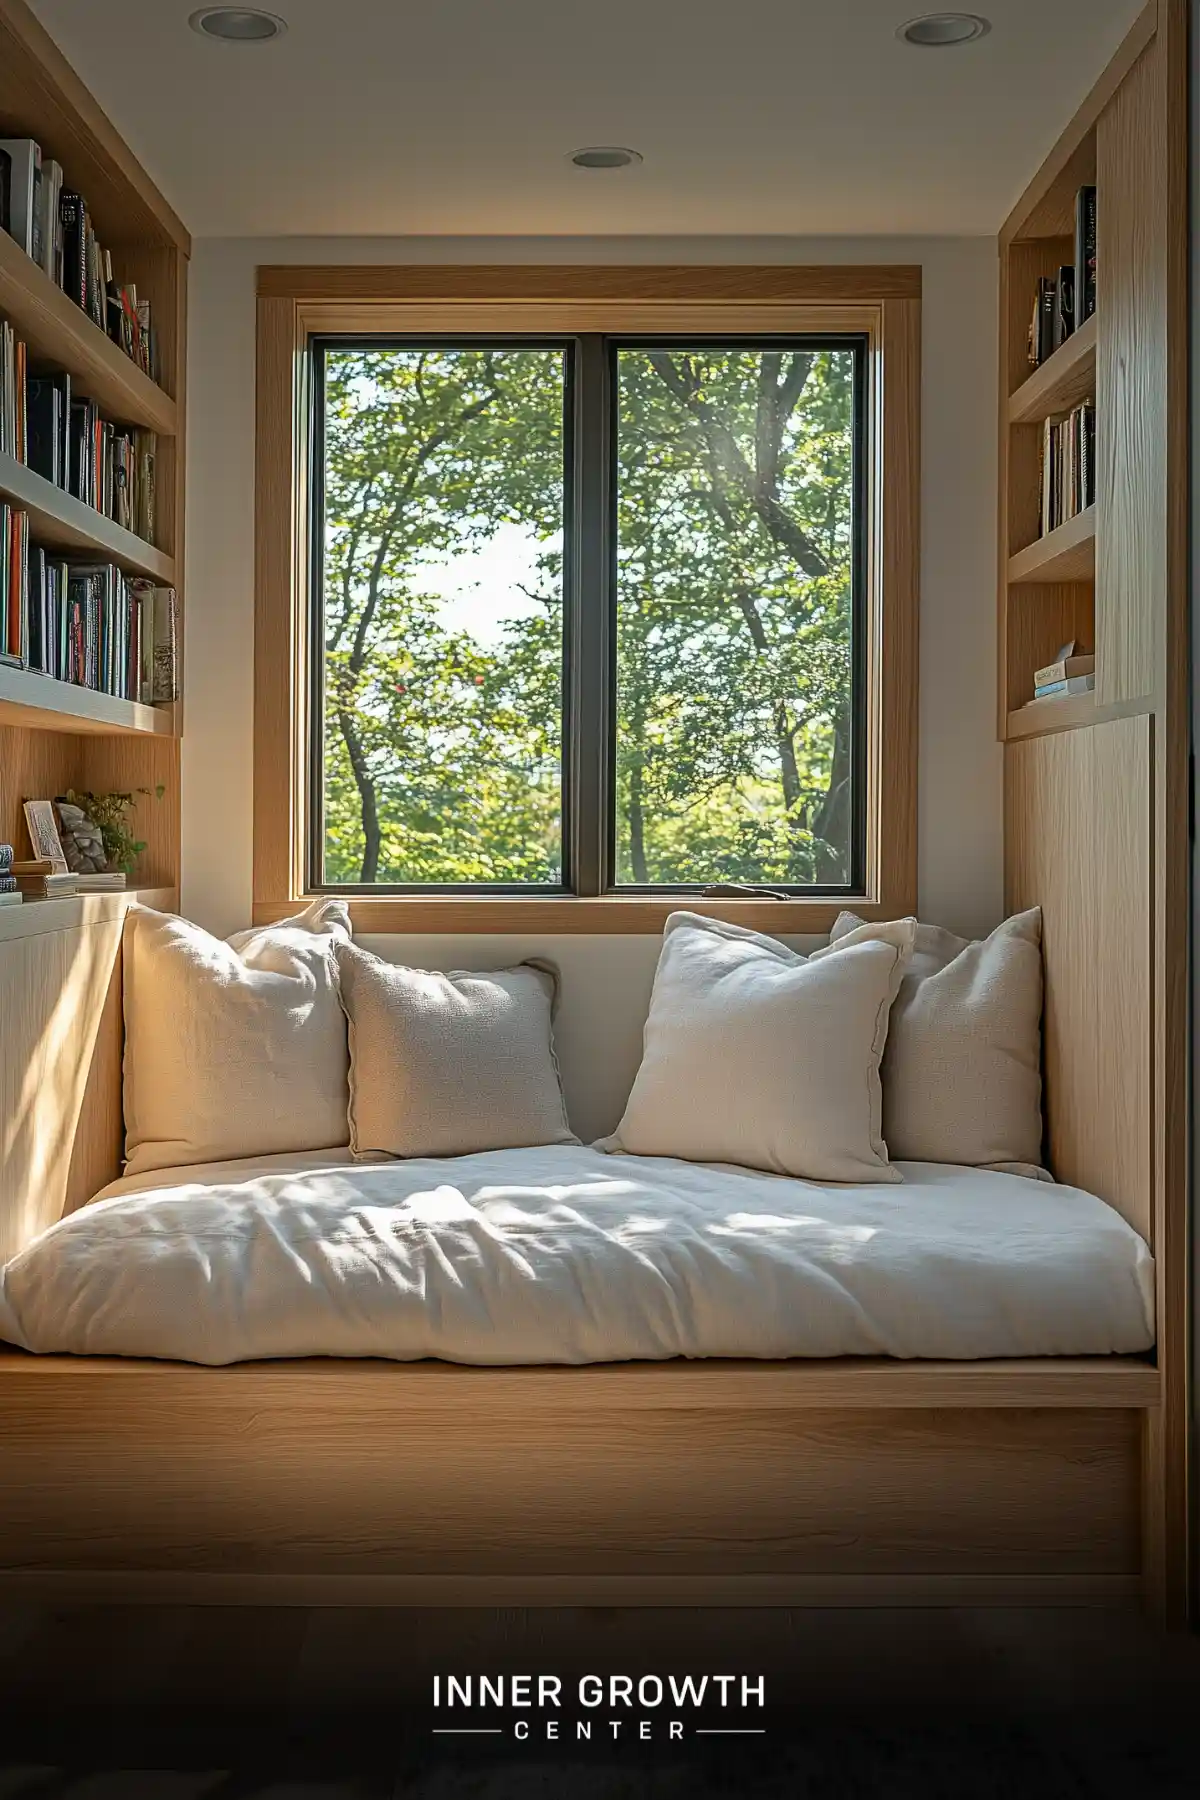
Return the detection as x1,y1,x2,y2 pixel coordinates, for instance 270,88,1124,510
830,908,1044,1173
336,942,577,1159
600,911,915,1183
123,899,352,1177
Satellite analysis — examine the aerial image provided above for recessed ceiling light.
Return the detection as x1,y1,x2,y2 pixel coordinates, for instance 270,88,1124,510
568,146,644,170
189,7,287,42
898,13,990,46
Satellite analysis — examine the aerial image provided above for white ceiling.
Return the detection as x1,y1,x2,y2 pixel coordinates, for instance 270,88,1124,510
30,0,1144,239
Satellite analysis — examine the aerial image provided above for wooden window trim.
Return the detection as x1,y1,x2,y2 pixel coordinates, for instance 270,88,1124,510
254,266,920,934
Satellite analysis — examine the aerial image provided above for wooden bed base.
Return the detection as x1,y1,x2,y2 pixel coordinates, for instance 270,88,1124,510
0,1351,1161,1609
0,884,1176,1616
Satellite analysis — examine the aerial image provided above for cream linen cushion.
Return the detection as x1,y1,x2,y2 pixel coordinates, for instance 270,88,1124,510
123,899,352,1178
600,911,915,1182
336,942,577,1159
830,907,1044,1172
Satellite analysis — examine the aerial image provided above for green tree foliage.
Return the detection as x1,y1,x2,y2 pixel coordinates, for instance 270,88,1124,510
320,342,856,887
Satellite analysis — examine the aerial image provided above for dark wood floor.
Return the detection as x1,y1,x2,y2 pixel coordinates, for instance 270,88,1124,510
0,1604,1197,1796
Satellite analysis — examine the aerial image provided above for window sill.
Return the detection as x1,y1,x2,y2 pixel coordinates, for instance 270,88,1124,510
254,894,901,936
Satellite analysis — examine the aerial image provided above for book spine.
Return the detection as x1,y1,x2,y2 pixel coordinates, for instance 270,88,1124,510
1053,265,1074,350
152,586,177,704
1037,277,1056,364
59,191,85,310
1074,184,1097,323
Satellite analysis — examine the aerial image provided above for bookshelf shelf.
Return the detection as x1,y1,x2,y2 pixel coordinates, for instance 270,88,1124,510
1006,693,1098,740
1008,506,1096,585
1008,312,1097,425
0,229,177,436
0,661,176,736
0,451,175,581
0,885,178,945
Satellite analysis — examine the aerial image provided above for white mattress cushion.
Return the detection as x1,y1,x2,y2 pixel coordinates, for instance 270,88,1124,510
122,899,352,1177
337,943,576,1158
0,1147,1154,1366
831,908,1044,1173
602,912,916,1182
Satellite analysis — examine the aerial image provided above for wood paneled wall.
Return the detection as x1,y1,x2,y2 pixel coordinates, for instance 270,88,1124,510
1096,31,1166,709
1000,1,1189,1619
0,914,124,1264
1006,716,1151,1239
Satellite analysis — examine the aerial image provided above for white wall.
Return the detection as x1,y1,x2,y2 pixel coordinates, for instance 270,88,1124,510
183,234,1001,1136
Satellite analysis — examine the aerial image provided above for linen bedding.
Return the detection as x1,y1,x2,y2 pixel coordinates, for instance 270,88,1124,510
0,1146,1154,1365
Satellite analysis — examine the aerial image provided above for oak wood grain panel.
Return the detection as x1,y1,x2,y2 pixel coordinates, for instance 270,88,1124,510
259,265,923,303
875,296,920,917
254,895,885,935
0,724,82,861
0,666,177,738
0,917,125,1262
79,734,180,892
0,886,175,947
254,295,302,912
1008,312,1098,424
1006,696,1098,740
1008,508,1096,585
1096,35,1164,707
0,1352,1160,1410
1142,0,1190,1627
1005,715,1151,1238
0,1570,1143,1609
0,1385,1139,1583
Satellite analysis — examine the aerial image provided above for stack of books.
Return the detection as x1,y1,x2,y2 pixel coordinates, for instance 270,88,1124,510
1040,401,1095,535
0,139,62,286
0,139,157,382
0,318,26,462
10,859,79,898
0,842,19,908
2,339,158,544
11,858,125,897
1027,185,1097,368
0,510,178,705
1032,648,1095,703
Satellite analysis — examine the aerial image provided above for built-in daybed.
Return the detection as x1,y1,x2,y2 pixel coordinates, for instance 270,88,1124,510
0,876,1181,1618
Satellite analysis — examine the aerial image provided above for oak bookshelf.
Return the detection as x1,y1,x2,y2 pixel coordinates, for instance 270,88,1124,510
999,0,1188,1618
0,450,176,581
0,0,189,889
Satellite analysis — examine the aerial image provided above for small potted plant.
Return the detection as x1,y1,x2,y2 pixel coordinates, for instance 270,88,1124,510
56,786,163,877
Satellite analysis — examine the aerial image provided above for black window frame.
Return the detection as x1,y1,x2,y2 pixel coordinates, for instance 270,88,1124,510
306,331,869,899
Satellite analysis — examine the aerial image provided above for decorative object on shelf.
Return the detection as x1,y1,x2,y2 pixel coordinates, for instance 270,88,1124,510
21,797,67,871
57,783,162,875
54,798,107,873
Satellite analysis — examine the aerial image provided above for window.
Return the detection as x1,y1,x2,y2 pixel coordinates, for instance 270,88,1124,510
308,333,866,897
254,267,919,930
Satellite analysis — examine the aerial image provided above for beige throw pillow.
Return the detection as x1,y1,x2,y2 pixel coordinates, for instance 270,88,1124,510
830,908,1044,1171
123,899,352,1178
600,911,915,1183
336,943,577,1159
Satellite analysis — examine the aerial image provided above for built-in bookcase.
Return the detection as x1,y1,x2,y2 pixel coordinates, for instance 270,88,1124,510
999,0,1188,1618
998,3,1169,740
999,141,1099,734
0,0,188,896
